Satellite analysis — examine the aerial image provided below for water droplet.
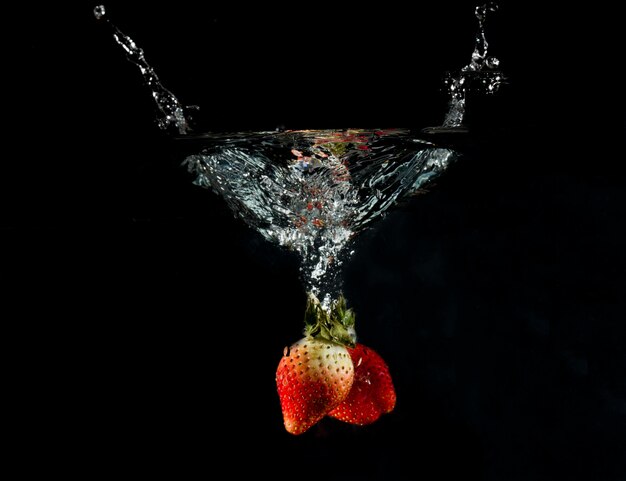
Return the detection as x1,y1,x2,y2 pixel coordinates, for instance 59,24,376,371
485,57,500,68
93,5,106,20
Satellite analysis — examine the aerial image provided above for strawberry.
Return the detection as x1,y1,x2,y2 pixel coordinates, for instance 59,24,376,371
276,293,356,435
328,343,396,425
276,337,354,435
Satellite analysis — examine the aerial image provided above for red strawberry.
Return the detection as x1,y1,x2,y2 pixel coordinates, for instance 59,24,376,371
276,337,354,435
328,343,396,425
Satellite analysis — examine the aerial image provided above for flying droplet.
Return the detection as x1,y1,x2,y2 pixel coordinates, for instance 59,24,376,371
485,57,500,68
93,5,106,20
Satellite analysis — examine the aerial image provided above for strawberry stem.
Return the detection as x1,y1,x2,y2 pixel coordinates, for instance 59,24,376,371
303,292,356,347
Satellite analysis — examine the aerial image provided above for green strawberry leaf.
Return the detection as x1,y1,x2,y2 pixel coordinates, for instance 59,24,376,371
303,292,356,347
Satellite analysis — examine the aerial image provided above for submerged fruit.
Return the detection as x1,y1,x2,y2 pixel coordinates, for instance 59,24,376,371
276,337,354,435
276,294,395,434
328,343,396,425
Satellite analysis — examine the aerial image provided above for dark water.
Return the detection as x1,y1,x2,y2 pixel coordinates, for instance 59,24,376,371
3,3,624,480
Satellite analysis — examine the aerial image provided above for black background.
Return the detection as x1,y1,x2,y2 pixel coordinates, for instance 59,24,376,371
3,2,625,479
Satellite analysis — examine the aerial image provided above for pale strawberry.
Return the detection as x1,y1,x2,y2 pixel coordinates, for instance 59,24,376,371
276,337,354,435
328,343,396,425
276,293,357,435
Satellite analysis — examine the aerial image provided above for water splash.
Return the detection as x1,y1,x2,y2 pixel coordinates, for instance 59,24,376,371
93,5,192,134
184,130,455,302
443,2,504,127
93,6,469,305
466,3,501,72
